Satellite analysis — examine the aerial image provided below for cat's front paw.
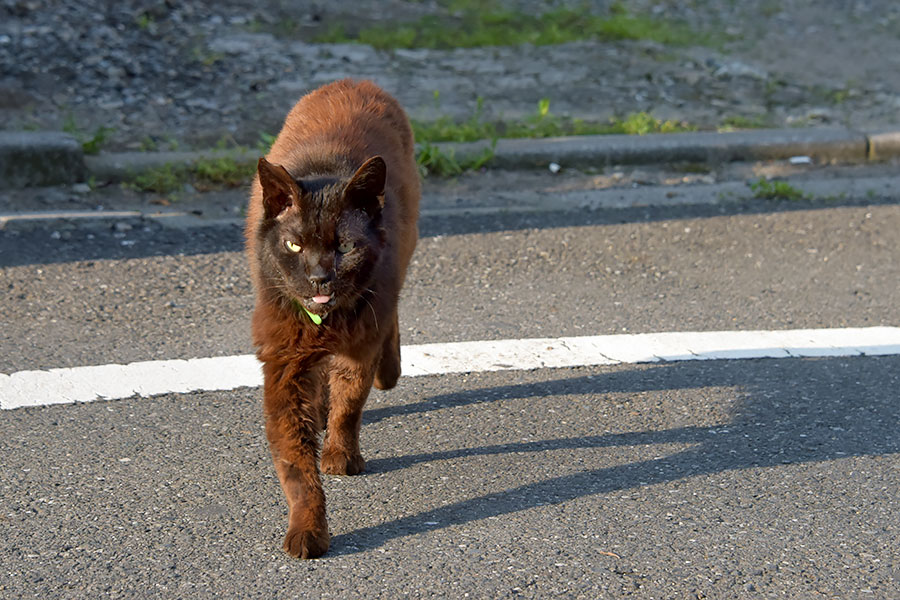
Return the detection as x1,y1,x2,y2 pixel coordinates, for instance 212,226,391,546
321,448,366,475
283,524,330,559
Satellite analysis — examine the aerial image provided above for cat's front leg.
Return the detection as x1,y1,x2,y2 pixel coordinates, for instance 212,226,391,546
263,364,330,558
321,354,375,475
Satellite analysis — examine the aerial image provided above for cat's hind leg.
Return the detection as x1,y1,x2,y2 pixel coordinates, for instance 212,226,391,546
373,311,401,391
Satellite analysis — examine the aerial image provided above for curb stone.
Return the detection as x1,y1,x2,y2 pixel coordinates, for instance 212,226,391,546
446,127,871,169
2,127,899,190
0,131,86,188
867,130,900,161
82,148,261,182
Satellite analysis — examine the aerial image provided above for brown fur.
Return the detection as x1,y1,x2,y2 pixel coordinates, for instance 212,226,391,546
245,80,419,558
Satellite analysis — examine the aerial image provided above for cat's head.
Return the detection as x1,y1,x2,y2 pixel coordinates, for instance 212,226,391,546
254,156,387,321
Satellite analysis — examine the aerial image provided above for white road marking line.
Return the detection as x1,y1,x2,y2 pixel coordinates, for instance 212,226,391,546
2,327,899,410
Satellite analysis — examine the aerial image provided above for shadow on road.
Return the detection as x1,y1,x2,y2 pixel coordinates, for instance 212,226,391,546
2,195,897,267
332,355,900,556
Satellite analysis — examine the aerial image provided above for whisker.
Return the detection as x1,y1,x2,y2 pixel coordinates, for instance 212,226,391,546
361,294,379,332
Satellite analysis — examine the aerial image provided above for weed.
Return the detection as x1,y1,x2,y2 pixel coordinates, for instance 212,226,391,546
63,114,114,155
135,13,155,30
719,114,771,131
126,156,254,194
416,142,464,177
81,127,114,155
416,140,496,178
749,177,807,201
611,112,690,135
413,97,498,143
257,132,277,154
127,163,187,195
192,157,255,190
139,136,158,152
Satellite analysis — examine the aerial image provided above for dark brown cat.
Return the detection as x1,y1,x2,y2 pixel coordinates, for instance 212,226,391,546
245,79,419,559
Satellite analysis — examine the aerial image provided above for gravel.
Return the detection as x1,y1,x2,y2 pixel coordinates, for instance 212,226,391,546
2,0,899,152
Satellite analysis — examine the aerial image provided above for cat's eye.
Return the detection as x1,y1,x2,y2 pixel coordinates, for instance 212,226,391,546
337,240,354,254
284,240,302,253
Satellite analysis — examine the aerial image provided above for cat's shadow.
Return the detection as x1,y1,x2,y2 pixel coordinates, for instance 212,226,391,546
328,355,900,556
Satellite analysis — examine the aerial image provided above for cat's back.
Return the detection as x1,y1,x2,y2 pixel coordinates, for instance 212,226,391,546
267,79,416,176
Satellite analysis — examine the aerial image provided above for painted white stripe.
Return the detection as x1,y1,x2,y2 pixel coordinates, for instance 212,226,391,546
1,327,899,410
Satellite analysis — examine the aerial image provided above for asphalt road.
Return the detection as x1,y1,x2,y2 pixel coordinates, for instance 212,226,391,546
1,174,899,598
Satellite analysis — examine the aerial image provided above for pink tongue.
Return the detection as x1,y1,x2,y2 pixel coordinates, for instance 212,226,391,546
312,295,332,304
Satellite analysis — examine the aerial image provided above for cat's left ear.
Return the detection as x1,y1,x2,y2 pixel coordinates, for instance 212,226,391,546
344,156,386,217
257,158,301,219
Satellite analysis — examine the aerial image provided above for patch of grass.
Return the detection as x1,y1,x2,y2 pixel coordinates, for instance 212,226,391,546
127,156,255,194
412,96,498,143
315,3,707,49
413,97,693,145
127,163,187,195
192,157,255,190
607,111,692,135
718,114,772,131
749,177,807,201
138,135,181,152
416,140,496,178
412,97,694,176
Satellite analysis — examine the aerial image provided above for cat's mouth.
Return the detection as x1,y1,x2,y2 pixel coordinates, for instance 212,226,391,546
305,294,334,313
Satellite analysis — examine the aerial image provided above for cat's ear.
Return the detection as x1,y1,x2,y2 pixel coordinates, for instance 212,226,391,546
257,158,301,219
344,156,386,217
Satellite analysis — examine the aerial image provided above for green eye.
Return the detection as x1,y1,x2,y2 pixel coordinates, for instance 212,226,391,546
284,240,301,253
337,240,354,254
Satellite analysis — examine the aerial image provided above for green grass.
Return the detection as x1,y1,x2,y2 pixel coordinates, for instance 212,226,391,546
718,114,772,131
749,177,807,201
127,157,255,194
315,2,707,49
192,157,255,189
411,97,695,176
127,163,186,195
412,97,693,144
416,140,497,177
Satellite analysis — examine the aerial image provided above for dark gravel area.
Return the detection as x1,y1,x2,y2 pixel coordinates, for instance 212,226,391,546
2,0,899,151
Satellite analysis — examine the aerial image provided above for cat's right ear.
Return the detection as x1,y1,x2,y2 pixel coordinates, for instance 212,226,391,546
257,158,301,219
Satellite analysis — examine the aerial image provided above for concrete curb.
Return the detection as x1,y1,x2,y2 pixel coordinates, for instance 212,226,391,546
451,127,871,169
2,127,899,189
83,148,260,182
0,131,86,188
867,130,900,161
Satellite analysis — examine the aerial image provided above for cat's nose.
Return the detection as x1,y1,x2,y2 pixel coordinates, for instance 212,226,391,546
308,267,332,286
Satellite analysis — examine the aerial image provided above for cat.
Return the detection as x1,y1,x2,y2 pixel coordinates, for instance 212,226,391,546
245,79,420,559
